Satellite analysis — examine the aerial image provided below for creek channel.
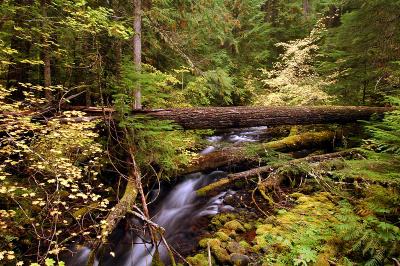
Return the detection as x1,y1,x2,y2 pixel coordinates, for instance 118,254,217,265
68,126,271,266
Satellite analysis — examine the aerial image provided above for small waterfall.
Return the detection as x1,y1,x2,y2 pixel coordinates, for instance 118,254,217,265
123,172,228,266
67,127,267,266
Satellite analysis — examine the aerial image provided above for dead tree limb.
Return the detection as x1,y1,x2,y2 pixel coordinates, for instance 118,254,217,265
196,149,360,196
183,130,336,175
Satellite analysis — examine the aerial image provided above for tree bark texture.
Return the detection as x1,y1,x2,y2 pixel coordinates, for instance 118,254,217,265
133,0,142,109
182,130,336,175
142,106,392,130
41,0,53,101
303,0,311,17
69,106,394,130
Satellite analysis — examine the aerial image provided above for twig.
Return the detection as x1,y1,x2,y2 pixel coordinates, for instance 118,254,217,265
207,240,212,266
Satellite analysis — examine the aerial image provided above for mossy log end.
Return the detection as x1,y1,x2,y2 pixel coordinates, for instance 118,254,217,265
184,131,336,175
196,149,359,196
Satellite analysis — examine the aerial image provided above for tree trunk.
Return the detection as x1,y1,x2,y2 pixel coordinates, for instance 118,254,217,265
303,0,311,17
68,106,394,130
133,0,142,109
41,0,53,102
182,130,336,175
196,149,360,196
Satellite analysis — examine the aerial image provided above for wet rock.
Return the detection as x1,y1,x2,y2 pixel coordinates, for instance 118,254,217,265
223,194,235,205
247,212,257,219
227,241,245,254
220,205,235,213
230,253,250,266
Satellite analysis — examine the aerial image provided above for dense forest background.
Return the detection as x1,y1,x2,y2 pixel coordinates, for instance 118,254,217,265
1,0,400,265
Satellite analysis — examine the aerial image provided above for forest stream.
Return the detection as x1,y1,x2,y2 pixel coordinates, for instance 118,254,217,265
68,127,272,266
2,1,400,265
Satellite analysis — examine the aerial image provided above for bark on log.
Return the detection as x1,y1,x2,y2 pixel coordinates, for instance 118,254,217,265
68,106,394,130
182,130,336,175
196,149,360,196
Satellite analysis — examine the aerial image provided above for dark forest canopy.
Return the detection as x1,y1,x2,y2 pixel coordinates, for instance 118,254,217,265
1,0,399,107
1,0,400,265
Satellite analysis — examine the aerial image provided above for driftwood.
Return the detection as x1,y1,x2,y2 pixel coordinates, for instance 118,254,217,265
196,149,360,196
183,130,336,175
68,106,394,130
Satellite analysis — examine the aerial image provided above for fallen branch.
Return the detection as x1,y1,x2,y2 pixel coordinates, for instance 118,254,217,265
185,130,337,175
196,149,360,196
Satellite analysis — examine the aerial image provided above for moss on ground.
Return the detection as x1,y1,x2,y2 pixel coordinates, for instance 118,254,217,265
332,151,400,183
187,151,400,265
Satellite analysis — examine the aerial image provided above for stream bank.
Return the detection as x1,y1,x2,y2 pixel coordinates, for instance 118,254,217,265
67,124,400,266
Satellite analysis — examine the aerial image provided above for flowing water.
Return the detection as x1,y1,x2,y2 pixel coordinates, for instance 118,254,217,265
67,127,269,266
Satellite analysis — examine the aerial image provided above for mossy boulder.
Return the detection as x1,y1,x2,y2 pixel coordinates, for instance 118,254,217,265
227,241,246,254
224,220,245,232
238,240,251,250
198,238,230,263
215,231,231,242
211,213,237,228
243,223,253,231
254,192,345,263
186,253,210,266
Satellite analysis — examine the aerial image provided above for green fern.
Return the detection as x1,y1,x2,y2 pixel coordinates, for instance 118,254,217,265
364,97,400,154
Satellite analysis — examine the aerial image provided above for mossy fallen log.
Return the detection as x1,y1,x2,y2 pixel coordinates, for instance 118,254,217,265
196,149,360,196
183,130,336,175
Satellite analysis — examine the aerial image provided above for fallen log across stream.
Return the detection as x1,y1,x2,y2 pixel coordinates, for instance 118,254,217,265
196,149,361,196
181,130,337,175
68,106,394,130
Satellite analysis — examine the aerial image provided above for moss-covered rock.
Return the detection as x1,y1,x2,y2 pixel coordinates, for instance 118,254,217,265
243,223,253,231
289,192,305,199
199,238,211,248
254,192,342,264
198,238,230,263
186,253,210,266
227,241,246,254
211,213,237,228
224,220,245,232
238,240,251,250
215,231,231,242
